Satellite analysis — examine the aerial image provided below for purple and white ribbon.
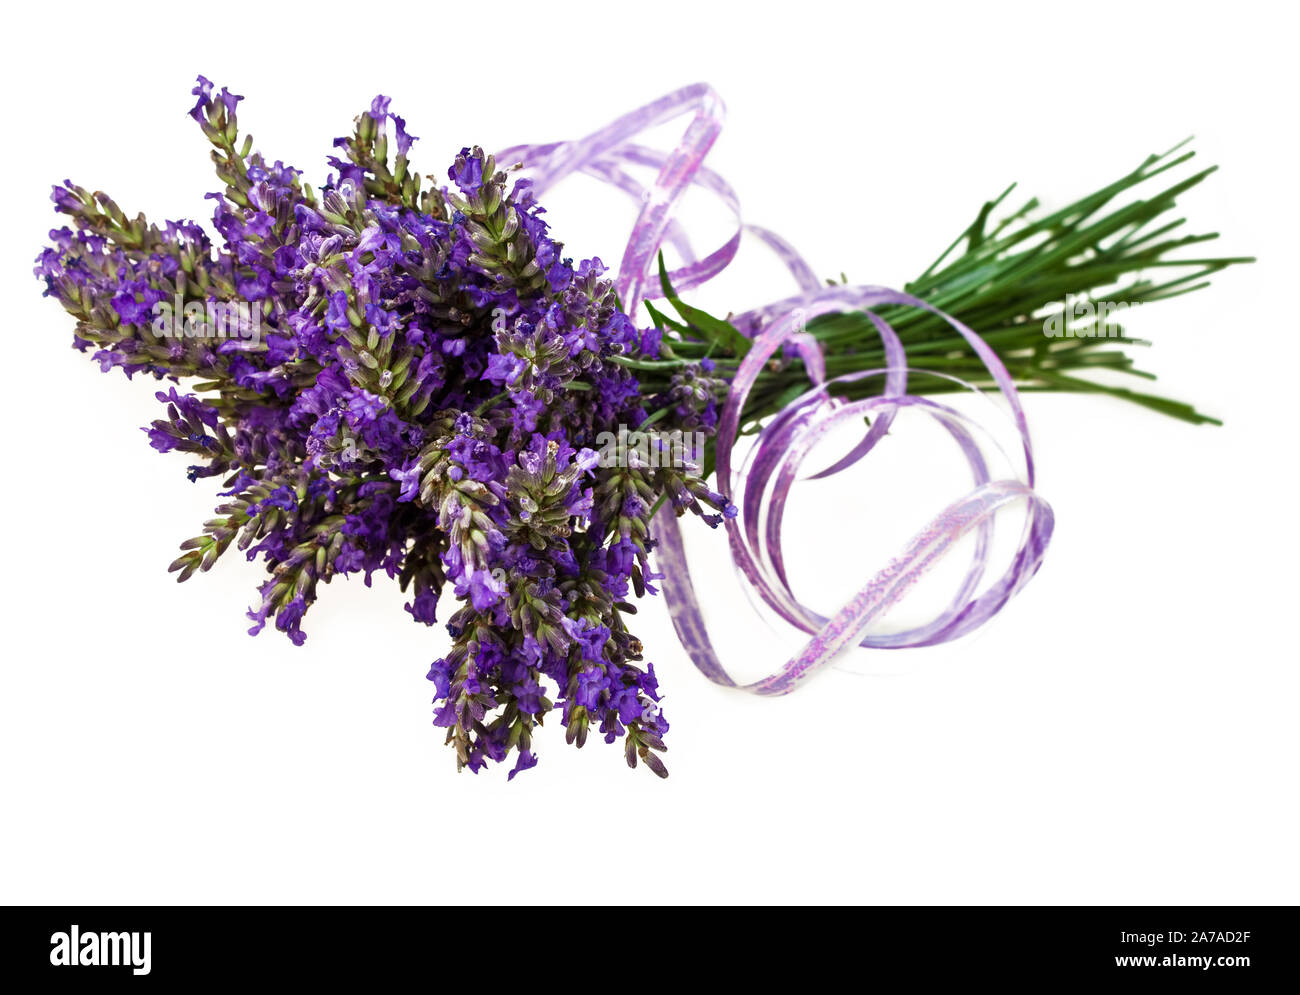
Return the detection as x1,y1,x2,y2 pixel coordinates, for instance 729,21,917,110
499,85,1055,695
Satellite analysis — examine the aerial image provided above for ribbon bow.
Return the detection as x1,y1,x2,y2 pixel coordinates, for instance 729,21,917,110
498,85,1054,694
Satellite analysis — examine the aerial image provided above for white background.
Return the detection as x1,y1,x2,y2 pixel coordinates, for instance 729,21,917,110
2,0,1296,905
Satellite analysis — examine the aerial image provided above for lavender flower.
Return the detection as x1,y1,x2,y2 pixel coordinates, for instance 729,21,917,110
36,78,735,778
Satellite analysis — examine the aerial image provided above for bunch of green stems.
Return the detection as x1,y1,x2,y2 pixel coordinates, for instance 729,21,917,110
623,141,1251,448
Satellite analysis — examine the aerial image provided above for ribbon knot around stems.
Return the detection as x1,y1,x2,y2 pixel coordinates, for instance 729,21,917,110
498,86,1054,693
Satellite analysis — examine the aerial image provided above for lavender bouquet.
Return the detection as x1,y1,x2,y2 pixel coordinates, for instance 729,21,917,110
35,79,1247,777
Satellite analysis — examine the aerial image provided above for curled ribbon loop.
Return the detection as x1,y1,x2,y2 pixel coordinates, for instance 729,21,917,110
499,85,1055,694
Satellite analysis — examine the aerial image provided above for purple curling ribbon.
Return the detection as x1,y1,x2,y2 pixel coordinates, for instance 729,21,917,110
498,85,1055,694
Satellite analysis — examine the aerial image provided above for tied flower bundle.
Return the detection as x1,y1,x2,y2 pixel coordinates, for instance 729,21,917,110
35,79,1248,778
